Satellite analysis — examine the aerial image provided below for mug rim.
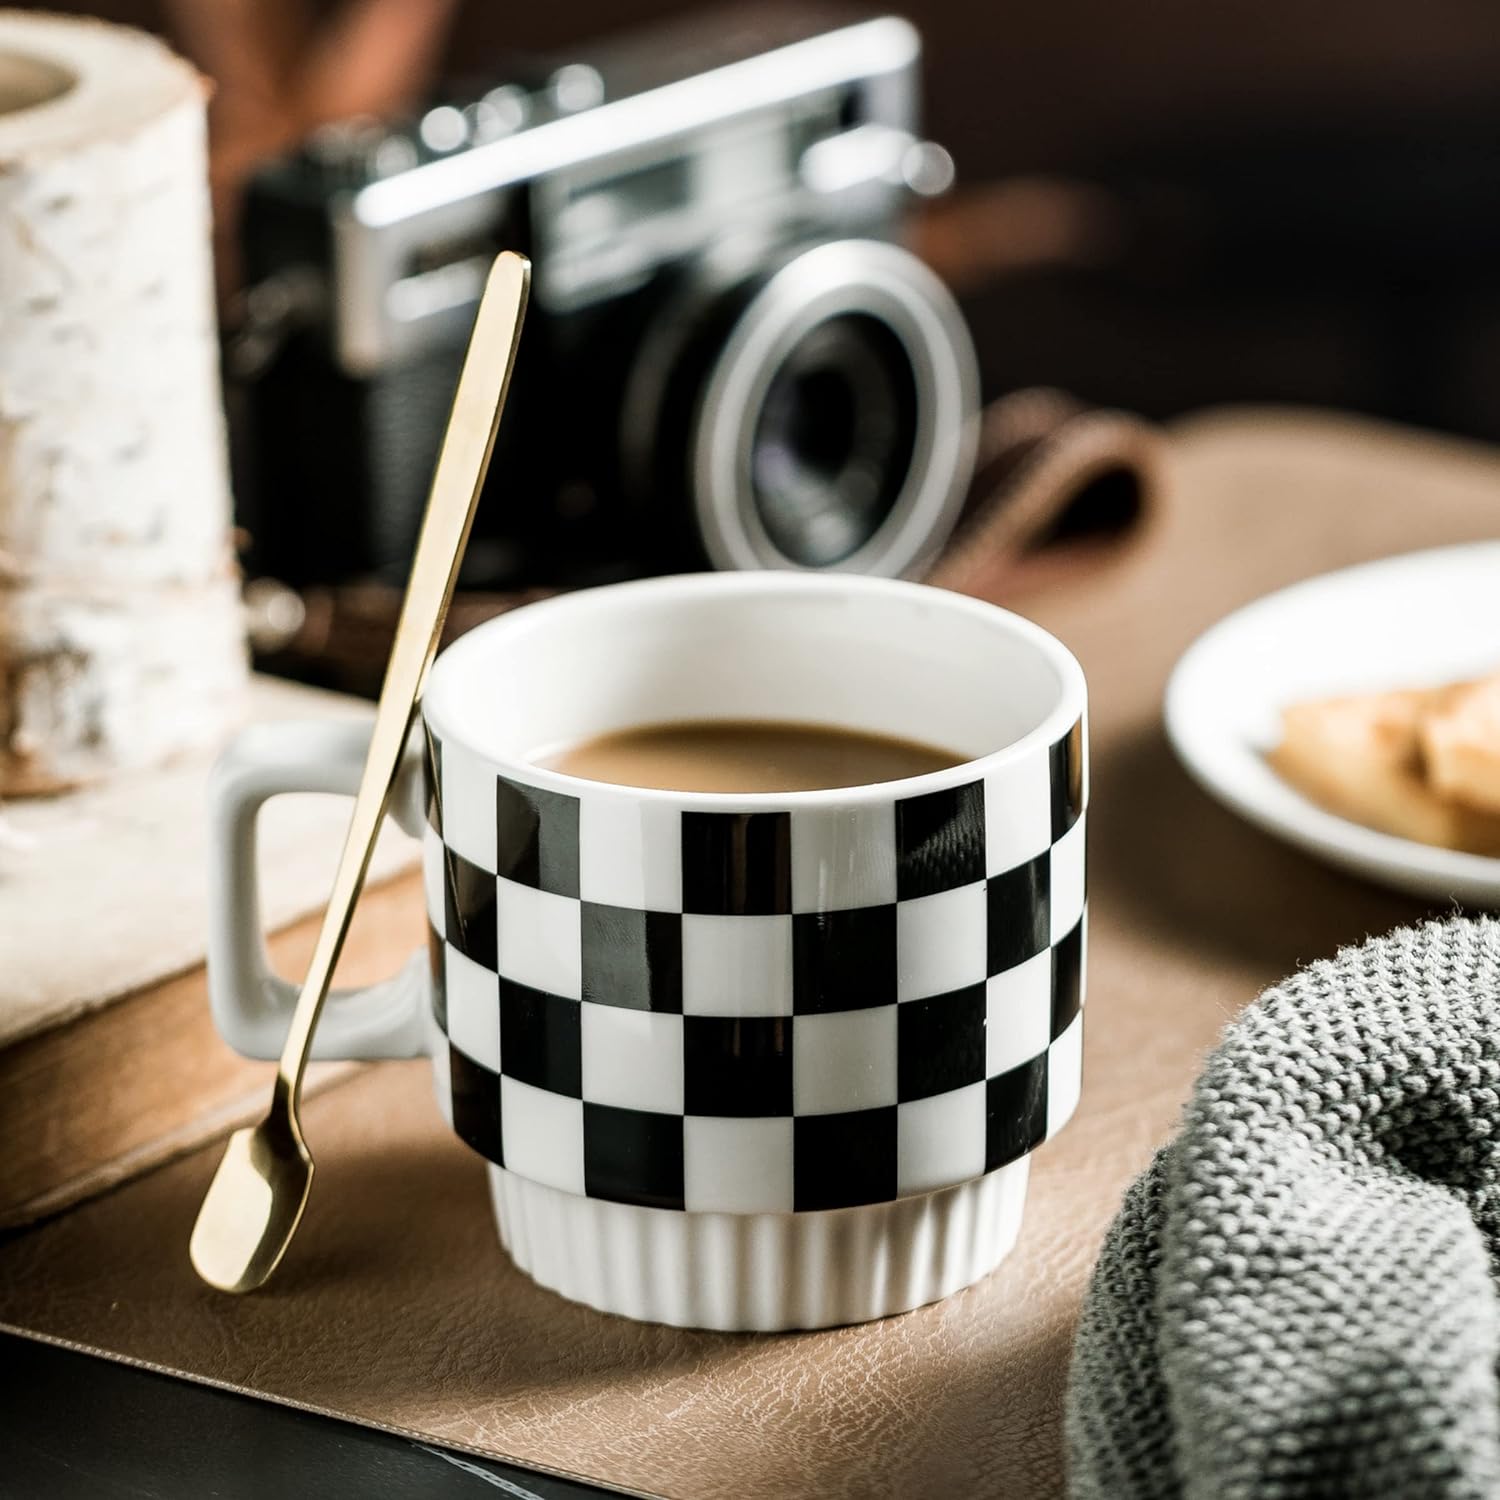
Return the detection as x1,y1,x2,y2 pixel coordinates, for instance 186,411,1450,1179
423,571,1086,810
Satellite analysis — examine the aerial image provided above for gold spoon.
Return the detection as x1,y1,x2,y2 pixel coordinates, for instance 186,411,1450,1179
190,252,530,1293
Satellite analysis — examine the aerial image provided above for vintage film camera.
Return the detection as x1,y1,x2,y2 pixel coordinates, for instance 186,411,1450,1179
235,9,979,590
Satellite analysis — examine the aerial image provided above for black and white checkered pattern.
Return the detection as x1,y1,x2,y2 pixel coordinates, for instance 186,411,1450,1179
422,717,1086,1215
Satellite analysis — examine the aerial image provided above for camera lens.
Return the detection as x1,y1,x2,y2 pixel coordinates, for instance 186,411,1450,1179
623,240,978,577
749,315,918,567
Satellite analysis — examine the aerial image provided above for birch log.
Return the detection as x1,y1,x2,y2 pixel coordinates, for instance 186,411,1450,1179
0,13,247,795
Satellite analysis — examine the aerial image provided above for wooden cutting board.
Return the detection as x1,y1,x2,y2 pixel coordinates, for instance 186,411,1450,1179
0,673,418,1050
0,672,421,1227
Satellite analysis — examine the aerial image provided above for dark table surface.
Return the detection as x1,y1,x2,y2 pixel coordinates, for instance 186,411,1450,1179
0,1332,615,1500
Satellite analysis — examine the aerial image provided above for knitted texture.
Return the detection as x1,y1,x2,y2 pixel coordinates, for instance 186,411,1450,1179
1067,917,1500,1499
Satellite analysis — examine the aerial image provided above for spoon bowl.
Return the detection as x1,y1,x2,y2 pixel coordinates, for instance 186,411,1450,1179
190,1105,312,1293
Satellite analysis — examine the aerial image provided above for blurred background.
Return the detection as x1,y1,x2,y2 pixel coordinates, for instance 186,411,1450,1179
41,0,1500,440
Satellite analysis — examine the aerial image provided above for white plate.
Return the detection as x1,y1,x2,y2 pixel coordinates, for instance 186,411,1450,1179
1164,542,1500,905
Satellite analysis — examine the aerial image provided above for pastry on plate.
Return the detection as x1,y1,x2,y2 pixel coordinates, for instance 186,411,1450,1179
1421,675,1500,816
1270,676,1500,856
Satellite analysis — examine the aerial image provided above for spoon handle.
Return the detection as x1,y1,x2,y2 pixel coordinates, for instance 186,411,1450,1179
275,252,531,1109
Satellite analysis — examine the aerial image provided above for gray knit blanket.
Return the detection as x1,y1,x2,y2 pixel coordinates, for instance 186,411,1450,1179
1067,917,1500,1499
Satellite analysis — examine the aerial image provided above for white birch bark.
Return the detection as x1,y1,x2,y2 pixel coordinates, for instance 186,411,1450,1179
0,14,247,794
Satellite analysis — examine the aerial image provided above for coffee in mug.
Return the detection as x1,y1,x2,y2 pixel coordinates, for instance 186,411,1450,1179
543,719,966,793
206,574,1088,1331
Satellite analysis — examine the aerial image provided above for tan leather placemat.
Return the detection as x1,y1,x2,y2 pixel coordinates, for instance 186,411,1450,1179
2,408,1494,1499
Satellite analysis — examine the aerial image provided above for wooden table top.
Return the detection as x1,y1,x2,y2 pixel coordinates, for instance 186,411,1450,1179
3,408,1496,1499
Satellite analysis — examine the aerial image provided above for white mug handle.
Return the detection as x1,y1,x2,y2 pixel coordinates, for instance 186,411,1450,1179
206,719,431,1062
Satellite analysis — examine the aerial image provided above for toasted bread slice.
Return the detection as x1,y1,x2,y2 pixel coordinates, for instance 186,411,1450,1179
1270,686,1500,855
1420,674,1500,815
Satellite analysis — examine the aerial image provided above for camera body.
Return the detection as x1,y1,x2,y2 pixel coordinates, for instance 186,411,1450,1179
238,9,978,589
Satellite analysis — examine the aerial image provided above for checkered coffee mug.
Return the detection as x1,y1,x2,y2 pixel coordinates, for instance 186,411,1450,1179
208,574,1087,1330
